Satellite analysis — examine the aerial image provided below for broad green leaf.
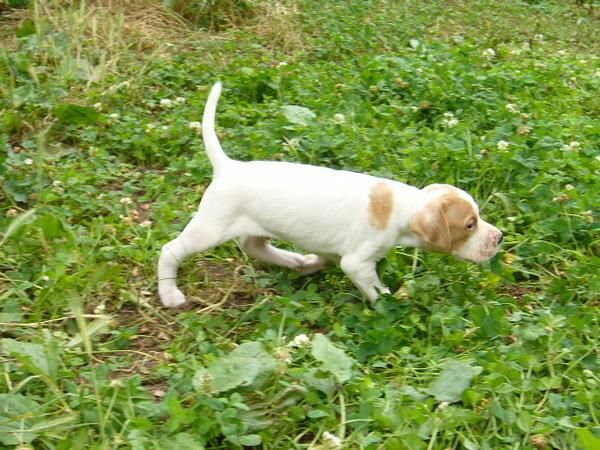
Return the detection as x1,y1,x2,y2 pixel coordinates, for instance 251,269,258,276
1,338,57,377
0,394,40,445
54,103,99,126
311,334,355,383
239,434,262,446
576,428,600,450
426,360,482,403
67,317,113,348
194,342,277,393
302,368,336,395
0,208,36,246
281,105,316,126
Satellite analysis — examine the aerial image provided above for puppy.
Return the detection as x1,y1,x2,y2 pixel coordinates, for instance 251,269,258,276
158,82,503,307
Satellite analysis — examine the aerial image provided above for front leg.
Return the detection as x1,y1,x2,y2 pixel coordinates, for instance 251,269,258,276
340,255,389,304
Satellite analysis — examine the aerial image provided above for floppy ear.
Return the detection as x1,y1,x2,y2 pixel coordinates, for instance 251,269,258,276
410,200,451,252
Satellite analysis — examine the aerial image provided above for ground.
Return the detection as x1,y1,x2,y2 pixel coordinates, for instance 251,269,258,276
0,1,599,449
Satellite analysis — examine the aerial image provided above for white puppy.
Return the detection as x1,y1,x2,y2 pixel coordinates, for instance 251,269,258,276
158,82,503,307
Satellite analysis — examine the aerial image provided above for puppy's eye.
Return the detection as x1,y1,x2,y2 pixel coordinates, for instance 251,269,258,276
466,220,477,231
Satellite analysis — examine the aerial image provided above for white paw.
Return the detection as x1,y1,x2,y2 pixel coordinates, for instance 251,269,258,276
160,289,187,308
298,254,326,275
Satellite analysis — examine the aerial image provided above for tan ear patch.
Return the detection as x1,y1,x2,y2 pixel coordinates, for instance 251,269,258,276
411,193,477,252
369,182,394,230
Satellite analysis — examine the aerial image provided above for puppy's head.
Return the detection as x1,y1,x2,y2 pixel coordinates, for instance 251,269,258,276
411,184,503,263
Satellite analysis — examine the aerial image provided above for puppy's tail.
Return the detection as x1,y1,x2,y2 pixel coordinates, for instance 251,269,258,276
202,82,231,174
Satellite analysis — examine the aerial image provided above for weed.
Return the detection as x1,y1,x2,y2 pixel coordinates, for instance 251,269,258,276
1,0,599,449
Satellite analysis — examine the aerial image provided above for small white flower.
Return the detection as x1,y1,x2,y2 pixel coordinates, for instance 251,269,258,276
140,220,152,227
333,113,346,125
441,112,458,128
557,50,567,56
6,209,18,217
52,180,62,187
565,184,575,191
278,61,288,68
506,103,519,113
482,48,496,59
288,334,310,348
161,126,169,131
109,379,124,388
562,141,580,151
446,118,458,128
189,121,202,131
94,303,106,314
438,401,450,411
497,140,510,151
93,102,102,110
273,347,292,364
174,96,186,104
24,158,33,165
109,113,120,119
534,34,544,42
40,275,50,282
120,197,133,205
160,98,174,108
321,431,342,450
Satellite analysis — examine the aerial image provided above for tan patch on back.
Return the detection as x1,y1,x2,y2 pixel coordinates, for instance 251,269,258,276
369,182,394,230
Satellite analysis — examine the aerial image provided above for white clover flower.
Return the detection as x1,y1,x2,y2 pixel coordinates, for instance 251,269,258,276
189,121,202,131
24,158,33,165
333,113,346,125
438,401,450,411
161,126,169,131
273,347,292,364
562,141,580,151
6,209,18,217
160,98,174,108
506,103,519,113
446,118,459,128
497,140,510,151
140,220,152,228
482,48,496,59
40,275,50,282
288,334,310,348
278,61,288,68
321,432,342,450
52,180,62,187
94,303,106,314
174,96,186,104
109,113,120,119
534,34,544,42
93,102,103,110
441,112,458,128
120,197,133,205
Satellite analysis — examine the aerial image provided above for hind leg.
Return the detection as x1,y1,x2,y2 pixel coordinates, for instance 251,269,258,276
158,197,240,307
241,237,327,274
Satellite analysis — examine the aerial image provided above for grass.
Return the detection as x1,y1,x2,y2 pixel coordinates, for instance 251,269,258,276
1,0,599,449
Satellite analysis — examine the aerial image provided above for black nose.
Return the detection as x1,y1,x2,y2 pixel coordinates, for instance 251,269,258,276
497,232,504,245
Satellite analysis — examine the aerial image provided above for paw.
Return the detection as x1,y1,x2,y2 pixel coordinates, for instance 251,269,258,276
160,288,187,308
298,254,326,275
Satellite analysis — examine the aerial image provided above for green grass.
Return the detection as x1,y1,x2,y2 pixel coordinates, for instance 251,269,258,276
1,0,599,449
